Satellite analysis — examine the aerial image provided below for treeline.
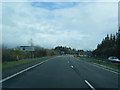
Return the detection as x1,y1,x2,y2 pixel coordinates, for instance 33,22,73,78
2,44,93,62
92,28,120,59
2,45,84,62
54,46,77,54
2,45,59,62
54,46,91,55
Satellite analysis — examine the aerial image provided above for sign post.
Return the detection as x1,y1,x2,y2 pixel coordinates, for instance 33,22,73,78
19,46,35,58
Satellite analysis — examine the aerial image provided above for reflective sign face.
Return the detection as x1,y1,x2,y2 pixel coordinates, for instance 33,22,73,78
20,46,35,51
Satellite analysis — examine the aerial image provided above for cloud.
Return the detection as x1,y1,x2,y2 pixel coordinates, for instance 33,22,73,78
2,2,118,50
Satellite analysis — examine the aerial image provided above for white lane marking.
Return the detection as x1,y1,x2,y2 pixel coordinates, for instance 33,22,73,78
75,58,119,75
71,66,74,68
68,61,69,63
0,61,45,83
85,80,96,90
93,63,119,72
92,64,119,75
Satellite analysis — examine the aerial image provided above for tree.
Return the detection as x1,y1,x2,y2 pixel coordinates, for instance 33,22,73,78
34,46,47,58
92,33,117,58
116,27,120,59
54,46,76,54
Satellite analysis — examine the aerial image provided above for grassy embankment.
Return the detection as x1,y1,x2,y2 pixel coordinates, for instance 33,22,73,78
76,56,120,70
2,56,55,70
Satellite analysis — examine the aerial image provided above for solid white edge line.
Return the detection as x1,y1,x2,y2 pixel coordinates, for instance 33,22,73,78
92,64,119,74
85,80,96,90
0,61,45,83
75,58,119,75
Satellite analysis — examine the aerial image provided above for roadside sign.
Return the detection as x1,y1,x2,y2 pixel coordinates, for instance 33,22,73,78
19,46,35,51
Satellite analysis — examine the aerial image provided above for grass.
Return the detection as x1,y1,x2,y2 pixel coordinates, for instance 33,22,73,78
2,56,55,70
76,56,120,70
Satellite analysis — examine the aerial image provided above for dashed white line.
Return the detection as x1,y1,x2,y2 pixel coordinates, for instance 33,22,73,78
0,61,45,83
71,65,74,68
85,80,96,90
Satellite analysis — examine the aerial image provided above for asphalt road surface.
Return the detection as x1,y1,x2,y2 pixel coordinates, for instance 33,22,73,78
2,55,120,89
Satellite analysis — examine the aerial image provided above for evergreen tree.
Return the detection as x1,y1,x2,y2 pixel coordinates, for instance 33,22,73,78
116,27,120,59
92,33,117,58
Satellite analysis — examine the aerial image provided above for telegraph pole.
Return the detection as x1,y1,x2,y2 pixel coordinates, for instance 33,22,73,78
29,38,34,58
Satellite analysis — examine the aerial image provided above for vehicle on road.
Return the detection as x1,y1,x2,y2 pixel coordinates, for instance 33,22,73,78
108,56,120,62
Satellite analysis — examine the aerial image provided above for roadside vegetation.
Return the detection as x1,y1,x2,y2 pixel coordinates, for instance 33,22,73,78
2,45,59,70
2,45,79,62
2,45,59,62
92,27,120,59
2,45,77,70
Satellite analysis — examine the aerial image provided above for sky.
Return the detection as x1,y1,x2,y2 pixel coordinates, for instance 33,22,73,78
1,0,119,2
1,1,118,50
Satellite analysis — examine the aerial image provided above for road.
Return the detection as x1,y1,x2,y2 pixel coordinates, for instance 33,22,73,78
2,55,119,89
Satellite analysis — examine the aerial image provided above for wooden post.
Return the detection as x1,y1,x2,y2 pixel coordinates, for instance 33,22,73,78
31,51,32,58
31,51,34,58
16,56,19,60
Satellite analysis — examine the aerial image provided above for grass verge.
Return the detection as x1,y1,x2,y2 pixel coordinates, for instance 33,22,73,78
2,56,55,70
76,56,120,70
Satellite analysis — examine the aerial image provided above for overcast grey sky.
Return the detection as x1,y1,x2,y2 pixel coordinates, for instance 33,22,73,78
2,2,118,50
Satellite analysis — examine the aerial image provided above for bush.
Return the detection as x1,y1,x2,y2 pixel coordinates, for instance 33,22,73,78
2,47,31,62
